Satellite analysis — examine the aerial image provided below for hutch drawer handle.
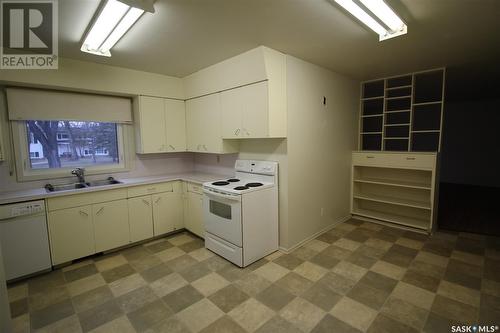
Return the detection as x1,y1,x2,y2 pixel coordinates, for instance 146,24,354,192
235,129,240,135
142,199,150,206
79,210,88,217
366,156,375,159
406,157,416,160
155,197,161,204
95,207,104,215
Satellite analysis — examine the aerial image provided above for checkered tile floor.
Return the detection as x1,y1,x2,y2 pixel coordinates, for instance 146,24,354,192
7,219,500,332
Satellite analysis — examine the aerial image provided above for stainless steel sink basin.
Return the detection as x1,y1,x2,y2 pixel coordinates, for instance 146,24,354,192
86,177,122,187
45,177,122,192
45,183,88,192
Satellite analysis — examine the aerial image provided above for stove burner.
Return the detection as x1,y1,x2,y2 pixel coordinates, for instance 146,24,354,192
212,181,230,186
234,186,249,191
246,182,263,187
227,179,240,183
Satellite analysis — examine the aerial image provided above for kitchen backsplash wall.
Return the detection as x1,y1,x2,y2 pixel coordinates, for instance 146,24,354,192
0,153,194,192
193,153,237,176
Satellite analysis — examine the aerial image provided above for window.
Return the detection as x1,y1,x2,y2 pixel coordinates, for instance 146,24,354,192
12,120,132,181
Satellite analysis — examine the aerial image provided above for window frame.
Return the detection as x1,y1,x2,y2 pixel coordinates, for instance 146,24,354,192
12,121,134,182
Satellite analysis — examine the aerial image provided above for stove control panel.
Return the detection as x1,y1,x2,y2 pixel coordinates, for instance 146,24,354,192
235,160,277,175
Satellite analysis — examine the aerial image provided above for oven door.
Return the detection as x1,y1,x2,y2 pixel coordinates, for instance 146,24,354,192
203,189,242,247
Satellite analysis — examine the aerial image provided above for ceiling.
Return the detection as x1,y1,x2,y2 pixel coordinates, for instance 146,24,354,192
59,0,500,80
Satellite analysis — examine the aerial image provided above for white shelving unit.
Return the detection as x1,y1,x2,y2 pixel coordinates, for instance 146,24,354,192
351,151,438,233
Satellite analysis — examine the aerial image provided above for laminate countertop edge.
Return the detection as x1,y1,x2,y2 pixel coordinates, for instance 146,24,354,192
0,172,228,205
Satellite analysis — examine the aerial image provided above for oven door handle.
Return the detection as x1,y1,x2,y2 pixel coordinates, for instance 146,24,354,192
203,189,241,202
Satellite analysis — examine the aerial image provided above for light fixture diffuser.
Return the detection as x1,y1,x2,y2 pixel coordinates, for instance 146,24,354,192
334,0,407,41
81,0,147,57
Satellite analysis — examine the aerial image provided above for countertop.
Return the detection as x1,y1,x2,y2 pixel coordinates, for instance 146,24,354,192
0,172,227,205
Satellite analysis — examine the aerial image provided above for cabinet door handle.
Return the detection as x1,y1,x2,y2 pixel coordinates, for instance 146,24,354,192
95,207,104,216
142,199,150,206
197,144,201,150
235,129,240,136
169,144,175,150
244,128,250,136
79,210,88,217
203,145,207,151
155,197,161,204
406,157,416,160
366,156,375,159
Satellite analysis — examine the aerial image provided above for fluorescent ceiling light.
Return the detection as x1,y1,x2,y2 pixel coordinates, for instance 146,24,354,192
81,0,146,57
334,0,407,41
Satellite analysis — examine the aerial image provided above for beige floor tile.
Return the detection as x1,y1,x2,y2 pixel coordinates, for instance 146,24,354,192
396,237,424,250
437,280,481,307
293,261,328,282
233,273,272,296
10,313,30,333
332,261,367,282
265,250,284,261
365,238,393,251
7,284,28,303
330,297,377,331
36,314,82,333
303,239,330,252
334,238,362,251
168,234,196,246
191,272,230,296
451,250,485,267
391,281,435,310
62,259,94,272
157,247,186,262
150,272,187,297
370,260,406,280
415,251,449,268
229,298,275,332
109,273,147,297
188,248,215,262
382,297,429,330
89,316,135,333
67,274,106,297
253,262,290,282
177,298,224,332
279,297,326,332
95,255,128,272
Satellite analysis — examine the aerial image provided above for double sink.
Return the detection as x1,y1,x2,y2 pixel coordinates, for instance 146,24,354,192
45,177,122,192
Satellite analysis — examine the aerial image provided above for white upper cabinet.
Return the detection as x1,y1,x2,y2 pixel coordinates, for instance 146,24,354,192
134,96,187,154
186,94,239,154
165,99,187,152
221,81,269,139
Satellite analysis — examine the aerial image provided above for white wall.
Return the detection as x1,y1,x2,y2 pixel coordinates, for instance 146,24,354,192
285,56,359,250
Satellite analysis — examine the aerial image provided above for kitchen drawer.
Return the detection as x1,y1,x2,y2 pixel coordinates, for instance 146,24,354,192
47,189,127,211
127,182,173,198
352,152,436,170
186,182,203,195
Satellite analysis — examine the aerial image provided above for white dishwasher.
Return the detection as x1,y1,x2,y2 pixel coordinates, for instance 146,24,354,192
0,200,52,281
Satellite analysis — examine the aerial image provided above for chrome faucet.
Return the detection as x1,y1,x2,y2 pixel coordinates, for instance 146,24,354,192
71,168,86,183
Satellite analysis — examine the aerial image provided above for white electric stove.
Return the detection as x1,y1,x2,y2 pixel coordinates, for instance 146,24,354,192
203,160,279,267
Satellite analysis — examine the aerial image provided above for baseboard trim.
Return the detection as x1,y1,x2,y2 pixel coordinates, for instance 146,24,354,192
279,214,352,254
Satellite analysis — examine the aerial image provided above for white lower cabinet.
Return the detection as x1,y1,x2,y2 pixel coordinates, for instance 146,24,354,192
93,200,130,253
185,191,204,238
48,205,94,265
153,192,183,235
128,196,154,242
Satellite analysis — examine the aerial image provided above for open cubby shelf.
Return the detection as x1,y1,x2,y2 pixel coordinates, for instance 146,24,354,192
351,158,437,233
359,69,445,152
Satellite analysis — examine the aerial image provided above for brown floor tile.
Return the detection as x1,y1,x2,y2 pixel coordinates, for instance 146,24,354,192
72,285,114,313
162,284,204,313
344,229,372,243
28,285,70,311
115,285,158,314
129,254,163,272
101,264,136,284
31,299,75,330
347,283,391,310
77,299,122,332
381,251,415,268
443,269,482,290
422,241,454,257
302,282,342,311
208,285,250,313
381,297,428,330
64,264,98,283
310,253,340,269
234,273,272,296
215,265,249,282
140,263,173,283
165,254,198,272
145,240,173,253
275,272,313,296
484,258,500,282
150,316,191,333
256,284,295,311
311,313,361,333
28,270,65,294
359,271,398,293
424,312,460,333
199,315,247,333
10,298,28,318
316,232,340,244
479,294,500,323
368,313,419,333
273,254,304,270
178,239,205,253
321,245,353,261
127,299,173,331
455,238,485,256
255,315,302,333
402,269,441,292
346,251,377,269
408,260,446,279
431,295,478,324
354,244,388,259
318,272,357,295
